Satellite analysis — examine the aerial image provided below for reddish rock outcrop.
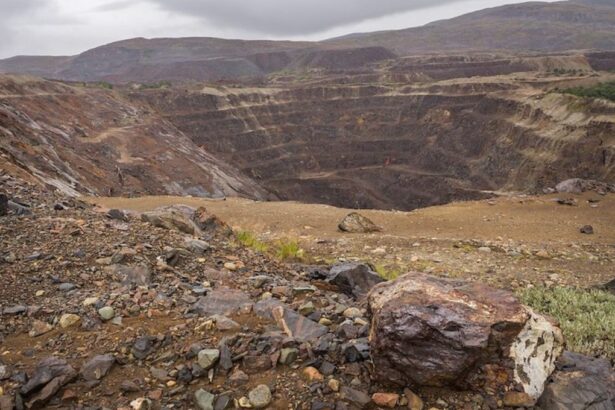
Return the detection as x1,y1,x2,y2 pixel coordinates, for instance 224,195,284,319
368,273,563,401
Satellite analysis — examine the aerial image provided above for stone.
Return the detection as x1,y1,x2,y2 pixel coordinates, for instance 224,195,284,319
368,272,563,401
299,301,316,315
3,305,26,315
132,336,156,360
328,263,384,298
106,209,128,221
81,354,115,381
214,394,232,410
29,320,54,337
211,314,240,331
131,398,152,410
83,297,100,307
0,396,14,410
404,389,424,410
372,393,399,408
191,288,252,316
273,305,328,341
229,369,250,386
195,389,215,410
338,212,381,233
243,355,272,373
58,282,76,291
503,392,535,408
255,299,328,342
279,348,299,365
328,379,340,392
59,313,81,329
340,387,371,408
20,357,77,408
509,309,565,399
538,351,615,410
303,366,324,382
192,207,232,237
248,385,272,409
556,198,577,206
343,307,362,319
98,306,115,321
121,380,141,392
8,200,31,215
141,205,200,235
197,349,220,370
556,178,615,194
106,264,152,286
0,193,7,216
580,225,594,234
186,239,210,254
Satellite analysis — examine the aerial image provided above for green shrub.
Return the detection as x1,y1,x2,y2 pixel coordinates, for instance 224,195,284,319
275,239,304,261
518,286,615,359
235,230,268,253
562,81,615,102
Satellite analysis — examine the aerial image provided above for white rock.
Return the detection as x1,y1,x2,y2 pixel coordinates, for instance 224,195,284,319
509,308,564,400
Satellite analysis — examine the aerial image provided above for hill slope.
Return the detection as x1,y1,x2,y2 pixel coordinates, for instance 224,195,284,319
328,0,615,55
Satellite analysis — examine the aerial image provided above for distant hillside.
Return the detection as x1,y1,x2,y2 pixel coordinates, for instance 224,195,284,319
328,0,615,55
1,0,615,83
0,38,394,84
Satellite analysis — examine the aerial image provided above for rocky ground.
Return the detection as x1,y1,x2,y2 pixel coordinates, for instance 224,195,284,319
1,175,614,410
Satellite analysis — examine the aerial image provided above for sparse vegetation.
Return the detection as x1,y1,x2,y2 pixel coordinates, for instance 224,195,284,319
374,264,402,281
235,230,269,253
94,81,114,90
275,239,304,261
139,80,172,89
519,286,615,359
562,81,615,102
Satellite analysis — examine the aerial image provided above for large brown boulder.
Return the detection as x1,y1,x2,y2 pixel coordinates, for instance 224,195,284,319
368,273,563,401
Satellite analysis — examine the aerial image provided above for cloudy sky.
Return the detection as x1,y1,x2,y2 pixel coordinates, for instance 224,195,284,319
1,0,557,58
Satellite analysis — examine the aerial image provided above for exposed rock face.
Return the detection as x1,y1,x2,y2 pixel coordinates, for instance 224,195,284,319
539,351,615,410
368,273,563,400
328,263,384,299
556,178,615,194
0,76,267,199
338,212,382,233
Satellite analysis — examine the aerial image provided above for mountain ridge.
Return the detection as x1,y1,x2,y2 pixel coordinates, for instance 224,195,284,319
1,0,615,84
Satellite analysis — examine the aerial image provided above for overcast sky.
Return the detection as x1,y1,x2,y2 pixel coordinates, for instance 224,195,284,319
1,0,558,58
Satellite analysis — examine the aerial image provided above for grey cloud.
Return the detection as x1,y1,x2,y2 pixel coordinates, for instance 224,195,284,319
94,0,138,12
149,0,465,35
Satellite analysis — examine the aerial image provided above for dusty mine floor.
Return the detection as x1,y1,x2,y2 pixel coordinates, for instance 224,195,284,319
89,192,615,291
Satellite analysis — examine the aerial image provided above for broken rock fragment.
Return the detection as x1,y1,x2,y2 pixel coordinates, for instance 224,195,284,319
328,263,384,298
20,357,77,408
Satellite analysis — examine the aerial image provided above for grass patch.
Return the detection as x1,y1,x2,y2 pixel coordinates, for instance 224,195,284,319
518,286,615,359
374,264,402,281
561,81,615,102
235,231,269,253
275,239,304,261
